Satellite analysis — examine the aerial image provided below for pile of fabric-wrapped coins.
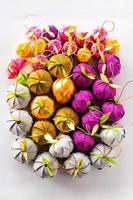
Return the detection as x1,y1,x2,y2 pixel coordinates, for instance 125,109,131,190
6,23,125,178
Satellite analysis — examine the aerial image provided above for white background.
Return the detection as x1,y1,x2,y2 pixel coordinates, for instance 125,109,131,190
0,0,133,200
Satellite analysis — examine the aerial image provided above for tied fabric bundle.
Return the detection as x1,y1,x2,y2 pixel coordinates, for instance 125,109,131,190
98,54,121,78
72,90,93,113
5,21,130,179
73,131,95,152
72,63,96,88
93,79,116,100
8,58,27,78
82,109,102,132
102,102,125,123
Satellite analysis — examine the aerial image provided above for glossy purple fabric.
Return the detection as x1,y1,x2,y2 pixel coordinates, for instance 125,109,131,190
72,63,96,88
102,102,125,123
43,25,58,40
72,90,93,113
82,110,102,132
98,54,121,78
73,131,95,152
93,79,116,100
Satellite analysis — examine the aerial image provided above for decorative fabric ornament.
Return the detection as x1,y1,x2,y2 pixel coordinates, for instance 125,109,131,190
98,54,121,78
20,63,34,76
102,102,125,123
16,42,32,58
73,131,95,152
26,69,53,95
47,54,72,78
33,152,59,178
64,152,91,177
26,26,42,41
11,137,38,163
59,26,76,41
100,127,125,147
32,39,46,55
90,143,120,170
6,84,31,109
52,78,75,104
47,39,62,54
93,79,116,100
49,135,74,158
29,54,47,69
75,32,92,47
31,121,56,145
43,25,58,40
7,109,33,136
72,90,93,113
7,58,27,79
77,47,91,63
90,42,105,58
62,41,77,56
82,110,102,132
30,95,55,119
72,63,96,88
105,39,120,54
54,107,79,132
92,27,107,42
